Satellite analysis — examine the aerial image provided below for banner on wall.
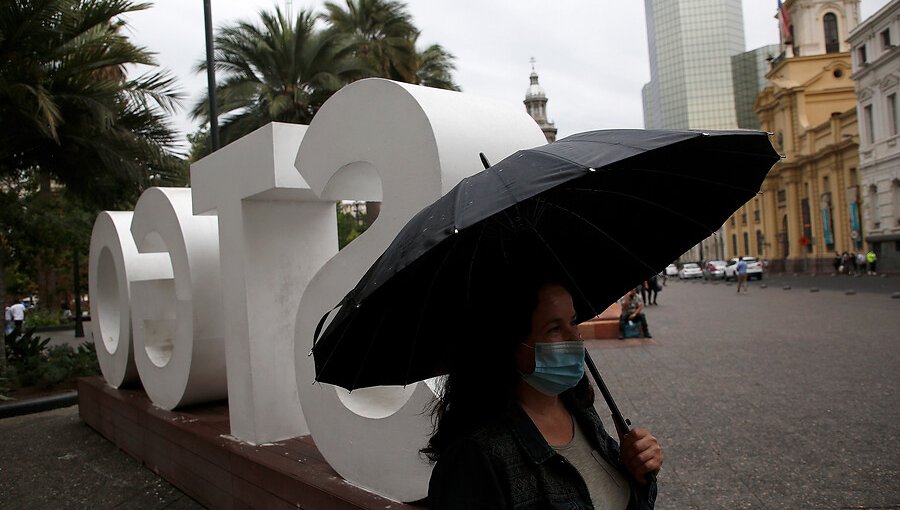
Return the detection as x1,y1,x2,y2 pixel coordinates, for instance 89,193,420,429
821,193,834,247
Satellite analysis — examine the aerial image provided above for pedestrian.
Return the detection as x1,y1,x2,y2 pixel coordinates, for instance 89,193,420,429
641,277,660,306
849,252,858,275
866,249,877,275
425,275,662,509
735,257,749,292
3,304,12,336
8,299,26,333
618,287,652,339
833,252,841,274
856,252,867,275
841,252,850,275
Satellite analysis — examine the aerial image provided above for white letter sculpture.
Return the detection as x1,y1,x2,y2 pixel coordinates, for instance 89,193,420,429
293,78,547,501
129,187,226,409
190,122,336,443
87,78,548,502
88,211,172,387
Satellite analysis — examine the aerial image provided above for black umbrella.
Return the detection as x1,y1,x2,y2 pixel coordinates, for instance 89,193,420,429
312,129,778,393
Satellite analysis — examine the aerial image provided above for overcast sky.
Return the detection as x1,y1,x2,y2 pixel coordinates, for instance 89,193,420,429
123,0,893,148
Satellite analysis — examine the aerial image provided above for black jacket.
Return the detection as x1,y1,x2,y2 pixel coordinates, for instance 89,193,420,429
428,396,657,509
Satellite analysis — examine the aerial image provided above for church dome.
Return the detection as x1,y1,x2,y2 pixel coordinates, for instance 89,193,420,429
525,71,546,99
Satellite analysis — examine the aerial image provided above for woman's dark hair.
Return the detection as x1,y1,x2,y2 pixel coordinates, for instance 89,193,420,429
421,270,594,462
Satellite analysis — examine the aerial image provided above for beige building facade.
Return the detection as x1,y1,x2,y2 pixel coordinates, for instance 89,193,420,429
727,0,863,272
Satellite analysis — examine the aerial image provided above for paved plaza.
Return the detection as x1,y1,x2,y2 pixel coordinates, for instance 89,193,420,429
1,276,898,509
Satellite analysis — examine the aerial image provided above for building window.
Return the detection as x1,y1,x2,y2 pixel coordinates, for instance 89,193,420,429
777,189,786,203
858,45,868,64
743,232,750,255
864,104,875,144
756,230,764,255
882,29,893,50
889,94,898,137
732,234,738,256
869,184,880,229
754,209,760,223
741,213,747,225
824,13,840,53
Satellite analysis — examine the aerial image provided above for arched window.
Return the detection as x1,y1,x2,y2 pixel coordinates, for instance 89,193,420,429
824,13,840,53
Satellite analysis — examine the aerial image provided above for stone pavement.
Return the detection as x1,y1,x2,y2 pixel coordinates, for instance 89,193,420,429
1,276,898,509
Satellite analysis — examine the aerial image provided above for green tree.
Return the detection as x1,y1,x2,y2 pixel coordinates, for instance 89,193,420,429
191,7,365,156
0,0,186,207
0,0,186,324
410,35,460,91
322,0,418,82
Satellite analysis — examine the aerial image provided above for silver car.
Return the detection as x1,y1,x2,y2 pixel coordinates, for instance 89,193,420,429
678,263,703,279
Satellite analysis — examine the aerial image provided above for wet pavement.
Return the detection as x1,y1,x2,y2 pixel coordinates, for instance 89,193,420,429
2,274,898,509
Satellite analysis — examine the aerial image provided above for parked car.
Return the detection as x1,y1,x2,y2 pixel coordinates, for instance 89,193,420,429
703,260,727,280
664,263,679,277
678,263,703,279
724,257,764,280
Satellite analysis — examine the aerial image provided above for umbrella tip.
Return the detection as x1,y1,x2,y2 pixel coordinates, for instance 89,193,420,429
307,349,313,357
588,167,597,172
454,228,459,234
479,152,491,169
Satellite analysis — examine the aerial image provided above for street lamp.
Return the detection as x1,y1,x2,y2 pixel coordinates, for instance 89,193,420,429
203,0,219,152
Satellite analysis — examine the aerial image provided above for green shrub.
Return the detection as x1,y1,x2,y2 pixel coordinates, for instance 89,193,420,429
24,307,66,328
3,329,99,390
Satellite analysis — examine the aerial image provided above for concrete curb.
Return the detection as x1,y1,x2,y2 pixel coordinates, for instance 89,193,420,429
0,390,78,419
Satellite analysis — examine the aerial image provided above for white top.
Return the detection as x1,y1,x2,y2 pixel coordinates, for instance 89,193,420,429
554,420,630,510
9,303,26,321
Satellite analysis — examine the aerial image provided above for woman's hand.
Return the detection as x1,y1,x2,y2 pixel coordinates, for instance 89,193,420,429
620,427,663,483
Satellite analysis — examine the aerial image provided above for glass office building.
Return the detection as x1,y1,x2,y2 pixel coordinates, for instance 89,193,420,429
731,44,780,129
642,0,746,129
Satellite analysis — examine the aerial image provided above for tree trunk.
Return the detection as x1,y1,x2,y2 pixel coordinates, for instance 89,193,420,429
0,248,7,373
364,201,381,229
74,248,83,338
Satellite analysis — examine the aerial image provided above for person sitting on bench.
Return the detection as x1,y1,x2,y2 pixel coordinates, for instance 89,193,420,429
619,287,652,339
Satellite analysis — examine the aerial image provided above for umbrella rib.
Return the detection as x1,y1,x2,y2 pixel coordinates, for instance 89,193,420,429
403,231,466,386
542,201,664,281
314,298,362,384
616,165,765,195
568,187,719,234
526,225,602,319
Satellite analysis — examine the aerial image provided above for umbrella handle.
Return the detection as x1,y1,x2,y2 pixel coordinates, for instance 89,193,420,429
584,349,657,484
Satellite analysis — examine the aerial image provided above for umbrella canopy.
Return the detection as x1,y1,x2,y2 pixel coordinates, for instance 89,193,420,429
313,129,780,390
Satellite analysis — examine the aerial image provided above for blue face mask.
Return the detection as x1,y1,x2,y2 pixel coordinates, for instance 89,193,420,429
521,341,585,396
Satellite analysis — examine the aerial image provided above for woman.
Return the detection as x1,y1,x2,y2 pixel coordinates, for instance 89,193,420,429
425,275,662,509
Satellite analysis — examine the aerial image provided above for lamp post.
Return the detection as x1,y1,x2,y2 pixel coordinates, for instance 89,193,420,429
203,0,219,152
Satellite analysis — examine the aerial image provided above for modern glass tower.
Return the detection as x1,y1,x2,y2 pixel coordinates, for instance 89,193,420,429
731,44,780,129
642,0,746,130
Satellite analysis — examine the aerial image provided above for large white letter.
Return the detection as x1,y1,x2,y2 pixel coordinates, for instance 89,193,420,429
294,78,547,501
88,211,171,387
191,122,336,444
129,187,225,409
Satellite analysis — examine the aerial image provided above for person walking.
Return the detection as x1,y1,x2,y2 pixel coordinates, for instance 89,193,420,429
866,250,878,275
8,300,26,333
735,257,749,293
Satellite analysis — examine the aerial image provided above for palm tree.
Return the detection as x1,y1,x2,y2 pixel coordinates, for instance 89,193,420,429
0,0,185,206
322,0,418,82
191,7,364,153
0,0,185,315
410,35,460,91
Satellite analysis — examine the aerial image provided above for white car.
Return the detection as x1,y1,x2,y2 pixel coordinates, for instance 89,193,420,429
678,263,703,279
664,264,679,277
724,257,764,281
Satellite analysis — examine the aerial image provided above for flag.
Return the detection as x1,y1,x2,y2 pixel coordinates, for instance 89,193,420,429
778,0,792,42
